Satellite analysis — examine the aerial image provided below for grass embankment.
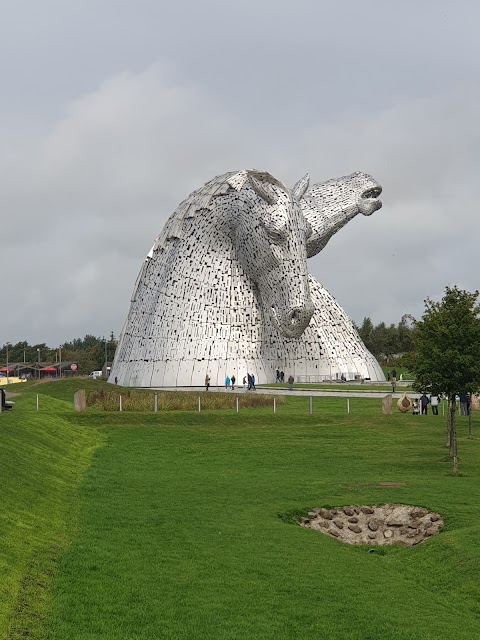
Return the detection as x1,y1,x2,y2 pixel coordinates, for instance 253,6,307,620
2,380,480,639
0,382,103,639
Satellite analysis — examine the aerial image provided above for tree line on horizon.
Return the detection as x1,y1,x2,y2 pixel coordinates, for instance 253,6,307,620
1,315,417,375
354,315,415,363
0,333,118,375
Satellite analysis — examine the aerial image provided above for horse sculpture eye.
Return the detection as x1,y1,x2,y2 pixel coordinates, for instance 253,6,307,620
267,228,288,245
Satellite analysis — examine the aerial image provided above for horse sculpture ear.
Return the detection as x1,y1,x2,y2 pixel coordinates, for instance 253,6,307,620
248,175,277,205
292,173,310,201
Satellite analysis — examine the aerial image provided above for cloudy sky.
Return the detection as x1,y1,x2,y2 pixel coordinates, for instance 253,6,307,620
2,0,479,347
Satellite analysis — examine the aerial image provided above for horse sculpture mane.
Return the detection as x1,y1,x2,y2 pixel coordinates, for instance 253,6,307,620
112,169,314,387
111,169,385,387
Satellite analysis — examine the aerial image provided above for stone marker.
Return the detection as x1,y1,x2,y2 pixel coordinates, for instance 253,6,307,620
382,394,392,414
397,393,412,413
74,389,86,413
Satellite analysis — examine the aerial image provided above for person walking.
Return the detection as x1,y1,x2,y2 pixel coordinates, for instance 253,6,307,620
280,371,285,383
247,373,252,390
430,393,440,415
420,393,429,415
205,374,210,391
225,375,231,390
243,375,247,391
459,393,469,416
231,374,236,390
288,374,294,391
251,374,256,390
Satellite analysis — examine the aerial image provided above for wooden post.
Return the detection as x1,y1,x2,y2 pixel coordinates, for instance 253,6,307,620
347,398,350,414
154,393,158,413
236,397,239,413
36,394,39,412
119,395,122,412
198,396,201,413
273,397,276,414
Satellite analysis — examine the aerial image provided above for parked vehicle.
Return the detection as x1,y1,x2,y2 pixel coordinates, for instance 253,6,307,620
89,371,103,379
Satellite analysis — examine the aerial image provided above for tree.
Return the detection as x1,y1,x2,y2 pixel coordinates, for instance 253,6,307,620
404,286,480,475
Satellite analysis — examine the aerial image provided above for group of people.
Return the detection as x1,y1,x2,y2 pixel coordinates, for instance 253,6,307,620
275,369,285,383
204,373,256,391
412,392,472,416
225,374,256,391
413,393,440,415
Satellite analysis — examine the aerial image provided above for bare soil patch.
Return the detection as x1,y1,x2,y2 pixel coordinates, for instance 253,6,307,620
300,504,443,546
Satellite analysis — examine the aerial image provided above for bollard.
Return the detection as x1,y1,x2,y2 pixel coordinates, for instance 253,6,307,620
198,396,201,413
273,397,276,414
154,393,158,413
119,395,122,412
347,398,350,415
309,396,313,415
236,397,239,414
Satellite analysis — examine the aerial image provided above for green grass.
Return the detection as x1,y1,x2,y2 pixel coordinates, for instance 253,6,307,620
260,382,413,392
1,381,480,639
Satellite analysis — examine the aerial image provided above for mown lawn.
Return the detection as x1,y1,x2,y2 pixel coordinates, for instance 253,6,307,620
2,381,480,639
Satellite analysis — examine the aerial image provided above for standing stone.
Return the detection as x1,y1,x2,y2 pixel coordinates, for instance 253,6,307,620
382,394,393,415
74,389,86,413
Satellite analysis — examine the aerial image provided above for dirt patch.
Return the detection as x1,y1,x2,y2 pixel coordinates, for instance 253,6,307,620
300,504,443,546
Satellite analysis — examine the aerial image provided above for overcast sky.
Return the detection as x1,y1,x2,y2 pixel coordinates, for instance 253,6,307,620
2,0,479,347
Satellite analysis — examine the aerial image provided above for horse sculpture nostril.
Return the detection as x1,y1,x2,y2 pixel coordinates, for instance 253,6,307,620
290,309,300,325
287,305,314,330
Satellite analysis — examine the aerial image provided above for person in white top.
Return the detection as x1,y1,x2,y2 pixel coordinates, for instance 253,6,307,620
430,394,440,415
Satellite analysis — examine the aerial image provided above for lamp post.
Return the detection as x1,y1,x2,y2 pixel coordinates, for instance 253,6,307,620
6,342,11,382
104,337,108,378
37,348,41,380
58,345,62,379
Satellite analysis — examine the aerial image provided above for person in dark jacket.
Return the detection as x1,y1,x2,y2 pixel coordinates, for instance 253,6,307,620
420,393,429,415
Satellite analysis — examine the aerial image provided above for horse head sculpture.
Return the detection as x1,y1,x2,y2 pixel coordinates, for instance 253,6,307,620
225,170,314,338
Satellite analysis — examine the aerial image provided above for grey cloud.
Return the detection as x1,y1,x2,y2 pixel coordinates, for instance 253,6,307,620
2,1,480,345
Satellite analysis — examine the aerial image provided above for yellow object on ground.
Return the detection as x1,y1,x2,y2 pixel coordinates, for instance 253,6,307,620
0,377,27,386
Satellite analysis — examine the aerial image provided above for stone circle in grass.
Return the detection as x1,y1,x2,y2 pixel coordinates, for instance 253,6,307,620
300,504,443,546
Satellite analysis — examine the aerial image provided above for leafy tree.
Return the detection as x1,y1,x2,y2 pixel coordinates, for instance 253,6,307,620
404,286,480,475
357,317,374,353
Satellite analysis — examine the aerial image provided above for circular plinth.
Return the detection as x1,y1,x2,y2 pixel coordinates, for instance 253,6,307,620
300,504,443,546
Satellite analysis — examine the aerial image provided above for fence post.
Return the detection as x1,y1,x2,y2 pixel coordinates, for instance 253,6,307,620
309,396,313,415
347,398,350,415
119,395,122,412
154,393,158,413
198,396,201,413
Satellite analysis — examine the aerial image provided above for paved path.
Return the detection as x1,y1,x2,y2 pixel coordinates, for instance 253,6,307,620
157,386,421,400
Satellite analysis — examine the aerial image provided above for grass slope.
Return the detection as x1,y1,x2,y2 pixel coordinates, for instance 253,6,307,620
3,381,480,639
0,384,103,639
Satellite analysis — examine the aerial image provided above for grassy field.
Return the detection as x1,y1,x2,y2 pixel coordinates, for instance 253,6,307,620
2,380,480,639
